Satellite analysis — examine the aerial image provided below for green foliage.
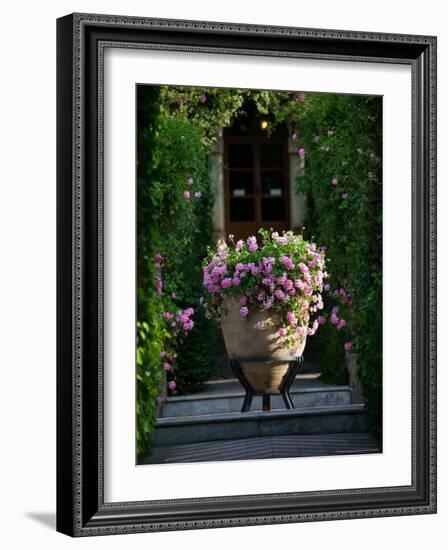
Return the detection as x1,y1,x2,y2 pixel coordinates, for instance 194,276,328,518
175,311,218,394
160,86,246,144
315,320,349,385
136,86,164,462
137,87,216,460
159,86,301,144
151,114,217,395
136,318,168,458
293,93,383,435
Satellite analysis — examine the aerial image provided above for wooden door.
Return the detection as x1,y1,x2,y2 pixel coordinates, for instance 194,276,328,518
224,135,290,241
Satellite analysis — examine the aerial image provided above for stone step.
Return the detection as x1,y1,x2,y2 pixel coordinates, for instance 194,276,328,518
162,377,351,417
153,404,368,446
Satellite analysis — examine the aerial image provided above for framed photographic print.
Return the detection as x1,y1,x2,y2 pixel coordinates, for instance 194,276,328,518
56,13,437,536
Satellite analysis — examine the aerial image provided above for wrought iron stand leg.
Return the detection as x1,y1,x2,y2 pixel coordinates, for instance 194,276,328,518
242,389,253,413
281,390,294,409
279,356,303,410
262,394,271,411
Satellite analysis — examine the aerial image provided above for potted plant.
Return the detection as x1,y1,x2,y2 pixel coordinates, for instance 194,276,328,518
201,230,328,398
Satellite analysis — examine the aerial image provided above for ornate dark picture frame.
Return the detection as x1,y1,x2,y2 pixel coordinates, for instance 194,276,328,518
56,13,437,537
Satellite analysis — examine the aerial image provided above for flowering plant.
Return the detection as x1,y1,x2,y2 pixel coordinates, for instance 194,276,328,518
202,229,328,345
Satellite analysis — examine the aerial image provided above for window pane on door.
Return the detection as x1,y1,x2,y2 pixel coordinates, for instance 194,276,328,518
260,143,284,167
228,144,253,168
261,198,286,221
229,171,254,196
230,198,255,221
261,171,285,195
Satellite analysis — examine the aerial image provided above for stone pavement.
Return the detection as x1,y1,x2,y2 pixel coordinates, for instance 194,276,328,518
142,432,380,464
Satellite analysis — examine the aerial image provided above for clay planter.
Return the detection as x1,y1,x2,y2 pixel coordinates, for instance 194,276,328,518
220,297,306,392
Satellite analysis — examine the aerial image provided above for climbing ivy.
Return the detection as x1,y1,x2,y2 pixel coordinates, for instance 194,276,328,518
292,93,383,436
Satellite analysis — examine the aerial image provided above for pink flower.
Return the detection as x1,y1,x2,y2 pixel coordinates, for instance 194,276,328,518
155,253,163,261
240,306,249,318
155,278,163,296
247,236,258,253
155,262,161,270
278,328,287,337
292,132,299,141
344,342,353,351
308,319,319,336
240,296,247,306
298,148,306,158
331,178,338,186
255,321,266,331
163,312,174,319
262,295,275,310
301,300,309,310
280,256,294,270
286,311,297,326
159,351,166,358
275,289,286,302
274,235,288,245
221,278,232,289
185,177,194,185
342,192,348,200
283,279,294,291
232,276,241,287
194,191,202,198
337,319,346,330
168,380,177,390
162,362,171,371
317,315,326,325
330,313,339,325
199,94,207,104
183,190,191,199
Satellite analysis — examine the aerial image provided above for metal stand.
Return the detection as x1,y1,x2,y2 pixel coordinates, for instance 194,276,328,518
229,355,304,413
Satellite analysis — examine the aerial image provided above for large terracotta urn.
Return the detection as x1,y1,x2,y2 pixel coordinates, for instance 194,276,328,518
220,297,306,392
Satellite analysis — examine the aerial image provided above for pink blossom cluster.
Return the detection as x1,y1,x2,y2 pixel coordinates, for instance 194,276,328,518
333,286,352,305
162,307,195,337
329,306,346,331
183,177,202,200
202,230,328,341
158,308,196,397
157,349,178,397
319,282,355,351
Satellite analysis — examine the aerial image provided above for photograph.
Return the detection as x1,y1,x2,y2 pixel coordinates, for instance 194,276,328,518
136,84,383,465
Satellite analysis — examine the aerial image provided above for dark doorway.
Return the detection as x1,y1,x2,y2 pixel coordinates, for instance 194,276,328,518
224,116,290,241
